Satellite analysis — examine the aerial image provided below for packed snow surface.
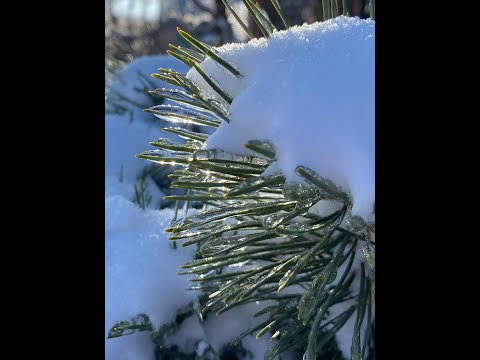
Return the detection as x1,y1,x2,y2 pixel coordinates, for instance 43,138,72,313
105,197,198,359
187,16,375,219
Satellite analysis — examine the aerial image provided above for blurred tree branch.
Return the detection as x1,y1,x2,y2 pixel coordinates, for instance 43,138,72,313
191,0,215,14
191,0,234,44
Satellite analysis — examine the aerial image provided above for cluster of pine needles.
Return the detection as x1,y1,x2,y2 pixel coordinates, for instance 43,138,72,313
109,1,375,359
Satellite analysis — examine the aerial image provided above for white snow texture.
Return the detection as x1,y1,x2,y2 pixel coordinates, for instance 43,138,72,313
105,196,198,359
188,16,375,219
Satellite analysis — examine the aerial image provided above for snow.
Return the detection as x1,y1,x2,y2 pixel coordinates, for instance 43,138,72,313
105,116,162,200
196,340,210,356
164,302,296,360
105,196,198,358
163,314,207,354
201,303,297,360
187,16,375,219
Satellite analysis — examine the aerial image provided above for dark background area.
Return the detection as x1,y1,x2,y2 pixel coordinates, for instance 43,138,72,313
106,0,372,64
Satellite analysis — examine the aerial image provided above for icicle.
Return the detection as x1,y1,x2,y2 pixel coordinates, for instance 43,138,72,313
244,139,276,159
227,173,285,197
149,138,200,153
193,149,269,167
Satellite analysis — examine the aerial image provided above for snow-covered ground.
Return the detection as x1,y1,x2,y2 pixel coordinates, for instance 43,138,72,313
105,197,198,359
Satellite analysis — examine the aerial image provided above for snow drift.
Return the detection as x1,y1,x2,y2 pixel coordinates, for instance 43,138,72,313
187,16,375,219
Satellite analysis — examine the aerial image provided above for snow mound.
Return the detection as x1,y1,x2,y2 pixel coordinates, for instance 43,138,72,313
187,16,375,219
105,195,198,359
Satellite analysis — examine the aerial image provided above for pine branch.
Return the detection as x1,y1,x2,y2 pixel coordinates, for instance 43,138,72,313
130,2,376,359
107,313,153,338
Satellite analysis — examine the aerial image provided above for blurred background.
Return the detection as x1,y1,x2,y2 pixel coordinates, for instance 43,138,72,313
105,0,372,64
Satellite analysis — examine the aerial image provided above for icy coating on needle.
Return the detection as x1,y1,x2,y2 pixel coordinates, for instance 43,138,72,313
187,16,375,219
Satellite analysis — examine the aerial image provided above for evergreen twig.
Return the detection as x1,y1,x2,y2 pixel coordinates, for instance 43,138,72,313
121,2,376,358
